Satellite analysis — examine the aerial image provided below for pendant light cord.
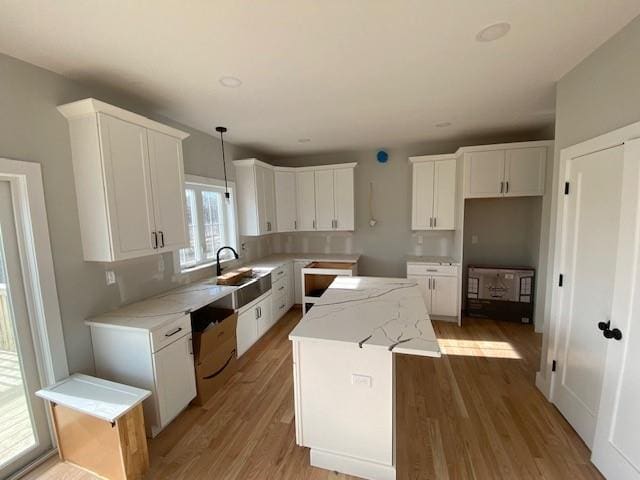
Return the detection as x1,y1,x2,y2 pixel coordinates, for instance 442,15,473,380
216,126,230,199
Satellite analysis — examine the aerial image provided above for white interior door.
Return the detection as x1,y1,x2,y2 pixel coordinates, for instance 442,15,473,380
275,171,297,232
464,150,505,198
505,147,546,197
552,145,625,448
433,159,456,230
314,170,335,230
333,168,354,231
412,162,434,230
591,138,640,479
147,129,188,251
98,113,155,258
296,171,316,231
0,181,51,478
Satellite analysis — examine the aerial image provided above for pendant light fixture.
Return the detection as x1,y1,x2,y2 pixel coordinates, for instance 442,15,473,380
215,126,230,199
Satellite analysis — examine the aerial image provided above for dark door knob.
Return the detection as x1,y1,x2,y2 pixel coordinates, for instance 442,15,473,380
604,328,623,341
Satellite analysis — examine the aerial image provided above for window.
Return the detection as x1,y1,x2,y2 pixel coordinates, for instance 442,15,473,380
178,176,238,271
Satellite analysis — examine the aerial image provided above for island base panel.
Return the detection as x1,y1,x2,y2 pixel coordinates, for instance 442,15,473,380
311,449,396,480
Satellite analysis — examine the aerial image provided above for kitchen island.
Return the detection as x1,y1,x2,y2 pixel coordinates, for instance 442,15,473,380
289,276,441,480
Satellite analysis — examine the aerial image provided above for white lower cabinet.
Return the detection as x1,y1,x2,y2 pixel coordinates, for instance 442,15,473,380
153,333,197,428
407,263,460,320
236,292,273,357
88,312,196,437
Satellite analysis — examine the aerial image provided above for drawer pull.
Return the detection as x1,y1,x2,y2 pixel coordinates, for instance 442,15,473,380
278,271,284,276
278,286,285,291
280,303,286,309
202,349,236,379
426,269,438,272
164,327,183,337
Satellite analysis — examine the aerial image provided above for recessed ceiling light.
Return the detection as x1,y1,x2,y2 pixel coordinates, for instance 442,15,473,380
435,121,452,128
476,22,511,42
219,76,242,88
298,138,311,143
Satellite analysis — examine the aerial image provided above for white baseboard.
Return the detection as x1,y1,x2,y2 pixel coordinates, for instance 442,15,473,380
535,371,551,400
310,449,396,480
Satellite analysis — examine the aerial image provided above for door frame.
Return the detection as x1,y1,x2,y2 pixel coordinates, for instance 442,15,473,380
540,120,640,403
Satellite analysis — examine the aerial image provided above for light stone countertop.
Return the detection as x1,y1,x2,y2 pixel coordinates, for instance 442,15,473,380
85,252,361,332
289,276,441,358
406,255,459,265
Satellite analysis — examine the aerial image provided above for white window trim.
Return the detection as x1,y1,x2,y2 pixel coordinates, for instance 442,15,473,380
0,159,69,385
174,174,240,274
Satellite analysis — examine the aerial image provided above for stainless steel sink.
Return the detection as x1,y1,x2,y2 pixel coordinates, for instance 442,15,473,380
209,269,272,310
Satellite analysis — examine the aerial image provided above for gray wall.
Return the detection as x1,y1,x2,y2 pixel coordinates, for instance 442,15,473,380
0,53,263,374
538,15,640,385
273,131,550,278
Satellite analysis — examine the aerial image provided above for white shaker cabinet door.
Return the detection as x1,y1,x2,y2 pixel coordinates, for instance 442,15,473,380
504,147,546,197
98,113,156,258
296,171,316,231
147,129,188,251
237,306,259,357
465,150,505,198
433,159,456,230
333,168,355,231
153,333,196,428
314,169,335,231
430,275,458,317
263,166,277,232
275,170,297,232
411,161,435,230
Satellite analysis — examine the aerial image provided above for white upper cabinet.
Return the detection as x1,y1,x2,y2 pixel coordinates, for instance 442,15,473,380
296,170,316,231
314,169,335,231
233,159,277,236
463,144,548,198
274,168,297,232
58,98,189,262
333,167,355,231
314,166,356,231
504,147,546,197
410,155,456,231
147,129,188,250
464,150,506,198
235,161,356,234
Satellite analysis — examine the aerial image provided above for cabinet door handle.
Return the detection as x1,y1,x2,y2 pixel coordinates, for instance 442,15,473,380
429,217,433,228
433,217,437,228
433,278,436,290
428,278,431,290
313,219,316,229
255,307,260,319
159,231,165,248
165,327,182,337
506,181,509,193
500,181,504,193
152,231,158,249
294,220,297,230
335,219,338,229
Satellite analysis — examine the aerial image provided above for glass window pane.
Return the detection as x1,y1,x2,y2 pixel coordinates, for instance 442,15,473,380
179,189,199,268
202,190,229,260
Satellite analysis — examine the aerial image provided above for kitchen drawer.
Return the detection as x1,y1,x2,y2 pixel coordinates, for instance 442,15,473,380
272,291,289,320
150,313,192,353
272,276,289,297
272,264,288,281
406,263,458,277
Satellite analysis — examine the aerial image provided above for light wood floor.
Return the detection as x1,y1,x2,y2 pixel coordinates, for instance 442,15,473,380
25,309,603,480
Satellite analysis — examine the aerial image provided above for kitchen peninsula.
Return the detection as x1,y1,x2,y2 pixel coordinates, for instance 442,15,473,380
289,276,441,480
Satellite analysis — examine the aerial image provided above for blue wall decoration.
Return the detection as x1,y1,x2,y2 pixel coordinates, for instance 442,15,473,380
376,150,389,163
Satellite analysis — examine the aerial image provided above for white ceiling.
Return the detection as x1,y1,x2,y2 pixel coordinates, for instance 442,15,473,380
1,2,639,155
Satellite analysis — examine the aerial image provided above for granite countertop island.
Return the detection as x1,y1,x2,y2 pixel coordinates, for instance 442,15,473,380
289,276,440,357
289,276,441,480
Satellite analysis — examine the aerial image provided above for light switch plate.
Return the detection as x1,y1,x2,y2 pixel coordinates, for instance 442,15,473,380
351,374,372,388
105,270,116,285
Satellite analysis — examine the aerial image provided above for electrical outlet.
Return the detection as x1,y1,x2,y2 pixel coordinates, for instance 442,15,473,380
105,270,116,286
351,374,372,388
417,235,423,245
471,235,479,244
